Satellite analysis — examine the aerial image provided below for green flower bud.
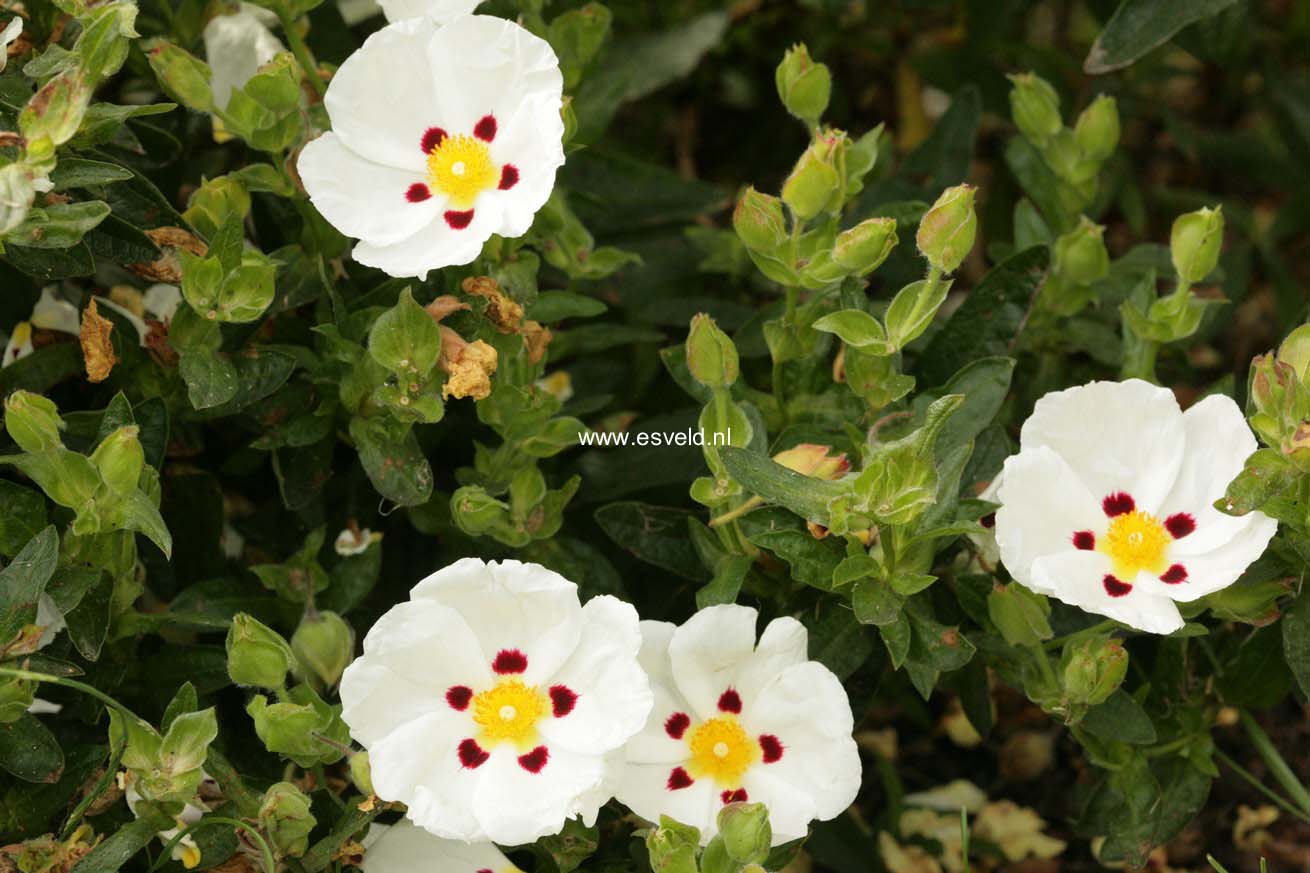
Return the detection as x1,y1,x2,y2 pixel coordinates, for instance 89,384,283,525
1276,323,1310,381
183,175,251,240
733,186,788,253
90,425,144,494
258,782,317,859
833,217,898,276
686,313,739,389
247,684,349,767
775,43,831,125
1061,636,1128,706
142,38,214,112
450,486,511,537
1073,94,1120,164
1052,217,1110,286
0,676,36,723
4,391,65,453
19,69,94,148
1008,72,1062,147
718,802,772,864
1248,353,1295,449
226,613,294,689
916,184,977,274
987,582,1053,648
1170,206,1224,284
348,750,373,796
645,817,700,873
291,610,354,688
781,139,841,221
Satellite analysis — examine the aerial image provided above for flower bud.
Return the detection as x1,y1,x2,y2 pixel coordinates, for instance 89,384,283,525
1073,94,1119,164
781,139,841,221
4,390,65,453
1061,636,1128,706
1052,217,1109,286
259,782,316,859
833,217,898,276
1276,323,1310,381
775,43,831,125
184,175,251,240
1008,72,1062,147
226,613,293,689
645,818,700,873
773,443,850,479
718,802,771,864
1247,353,1294,449
246,684,350,767
0,676,36,723
686,314,739,389
142,38,214,112
19,69,94,148
987,582,1052,648
291,610,354,688
90,425,144,494
1170,206,1224,284
732,186,788,253
348,750,373,796
916,184,977,274
450,486,511,536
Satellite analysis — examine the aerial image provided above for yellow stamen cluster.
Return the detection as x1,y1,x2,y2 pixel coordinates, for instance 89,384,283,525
1099,510,1170,579
686,716,758,786
471,679,548,749
427,135,497,208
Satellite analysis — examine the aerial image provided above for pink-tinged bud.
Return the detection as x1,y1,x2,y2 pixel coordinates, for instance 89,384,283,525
772,443,850,479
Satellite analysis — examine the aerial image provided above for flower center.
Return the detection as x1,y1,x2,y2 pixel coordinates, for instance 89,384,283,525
1099,509,1170,579
471,679,547,748
687,716,758,786
426,134,498,209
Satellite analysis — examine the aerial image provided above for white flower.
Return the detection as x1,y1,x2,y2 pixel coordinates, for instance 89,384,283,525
334,526,378,556
616,604,861,846
3,285,181,366
378,0,482,22
994,380,1278,635
0,17,23,74
202,4,284,111
339,558,651,845
362,820,520,873
298,14,565,278
122,772,214,870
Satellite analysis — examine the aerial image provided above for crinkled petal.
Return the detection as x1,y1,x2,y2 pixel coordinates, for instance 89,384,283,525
538,596,652,755
299,132,442,246
1144,512,1278,603
668,604,760,721
733,616,809,707
350,197,502,278
1030,550,1183,634
995,445,1104,592
617,761,720,836
361,820,512,873
410,558,582,685
379,0,482,22
471,743,608,845
368,710,481,840
1018,379,1185,512
623,621,695,765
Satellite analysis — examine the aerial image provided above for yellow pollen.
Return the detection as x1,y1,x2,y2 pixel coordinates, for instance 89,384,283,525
179,843,201,870
426,134,498,209
1099,510,1170,579
471,679,547,749
686,717,758,786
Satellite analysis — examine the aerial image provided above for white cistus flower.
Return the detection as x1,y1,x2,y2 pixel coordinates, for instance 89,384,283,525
202,3,284,111
993,379,1278,635
3,286,181,366
617,604,862,846
378,0,482,22
122,772,215,870
0,17,23,74
339,558,652,845
362,820,520,873
297,14,565,278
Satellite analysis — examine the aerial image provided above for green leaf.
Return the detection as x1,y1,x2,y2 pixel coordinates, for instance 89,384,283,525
7,201,111,249
1081,689,1157,745
0,714,64,783
65,570,112,660
71,811,172,873
594,502,707,581
745,528,843,591
0,481,47,559
1084,0,1240,74
368,288,442,377
0,526,59,646
1285,586,1310,699
812,308,889,353
527,291,608,321
719,448,851,526
349,417,433,507
802,601,874,681
179,348,241,410
49,159,134,191
884,277,952,350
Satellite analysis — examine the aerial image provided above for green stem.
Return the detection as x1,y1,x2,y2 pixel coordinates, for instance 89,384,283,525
149,816,278,873
273,2,328,100
1239,710,1310,813
1121,336,1158,382
62,731,126,839
0,666,145,723
1029,642,1059,691
1214,748,1310,824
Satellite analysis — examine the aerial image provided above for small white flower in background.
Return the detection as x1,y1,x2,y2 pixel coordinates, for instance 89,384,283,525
202,4,284,112
903,779,987,813
536,371,574,404
994,379,1278,634
121,772,215,870
334,526,379,556
362,820,519,873
0,17,23,74
3,285,181,366
616,604,861,846
378,0,482,22
972,800,1065,861
297,14,565,278
339,558,651,844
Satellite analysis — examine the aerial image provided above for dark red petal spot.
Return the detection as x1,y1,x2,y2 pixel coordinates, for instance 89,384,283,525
1072,530,1096,551
445,685,473,711
549,685,577,717
1161,564,1188,584
664,712,690,740
759,734,783,763
1165,513,1196,539
666,767,693,790
457,738,489,769
1102,492,1136,517
474,115,497,141
720,788,748,804
421,127,447,153
498,164,520,190
477,869,493,873
406,183,431,203
445,209,475,229
492,648,527,674
1103,574,1133,598
717,689,742,714
517,745,549,774
980,513,996,529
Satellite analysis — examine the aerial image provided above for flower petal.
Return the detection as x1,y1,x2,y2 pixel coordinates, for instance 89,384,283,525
379,0,482,23
668,604,760,721
350,197,503,278
203,6,284,111
470,743,608,845
994,445,1103,593
623,621,696,765
361,820,512,873
1145,512,1278,603
732,616,809,707
616,761,720,838
1030,550,1184,634
538,595,652,755
298,133,442,246
1018,379,1185,512
368,710,482,840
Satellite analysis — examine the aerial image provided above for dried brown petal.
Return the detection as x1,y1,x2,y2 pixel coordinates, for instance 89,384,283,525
79,298,117,384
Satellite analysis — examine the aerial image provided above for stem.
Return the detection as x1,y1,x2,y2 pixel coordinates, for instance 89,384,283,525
1215,749,1310,824
0,666,146,723
1029,642,1059,692
709,496,762,527
1239,710,1310,813
62,731,126,839
1121,336,1159,382
273,2,327,100
150,817,278,873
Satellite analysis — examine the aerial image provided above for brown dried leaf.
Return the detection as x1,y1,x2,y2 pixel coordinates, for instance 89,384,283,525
79,298,117,384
